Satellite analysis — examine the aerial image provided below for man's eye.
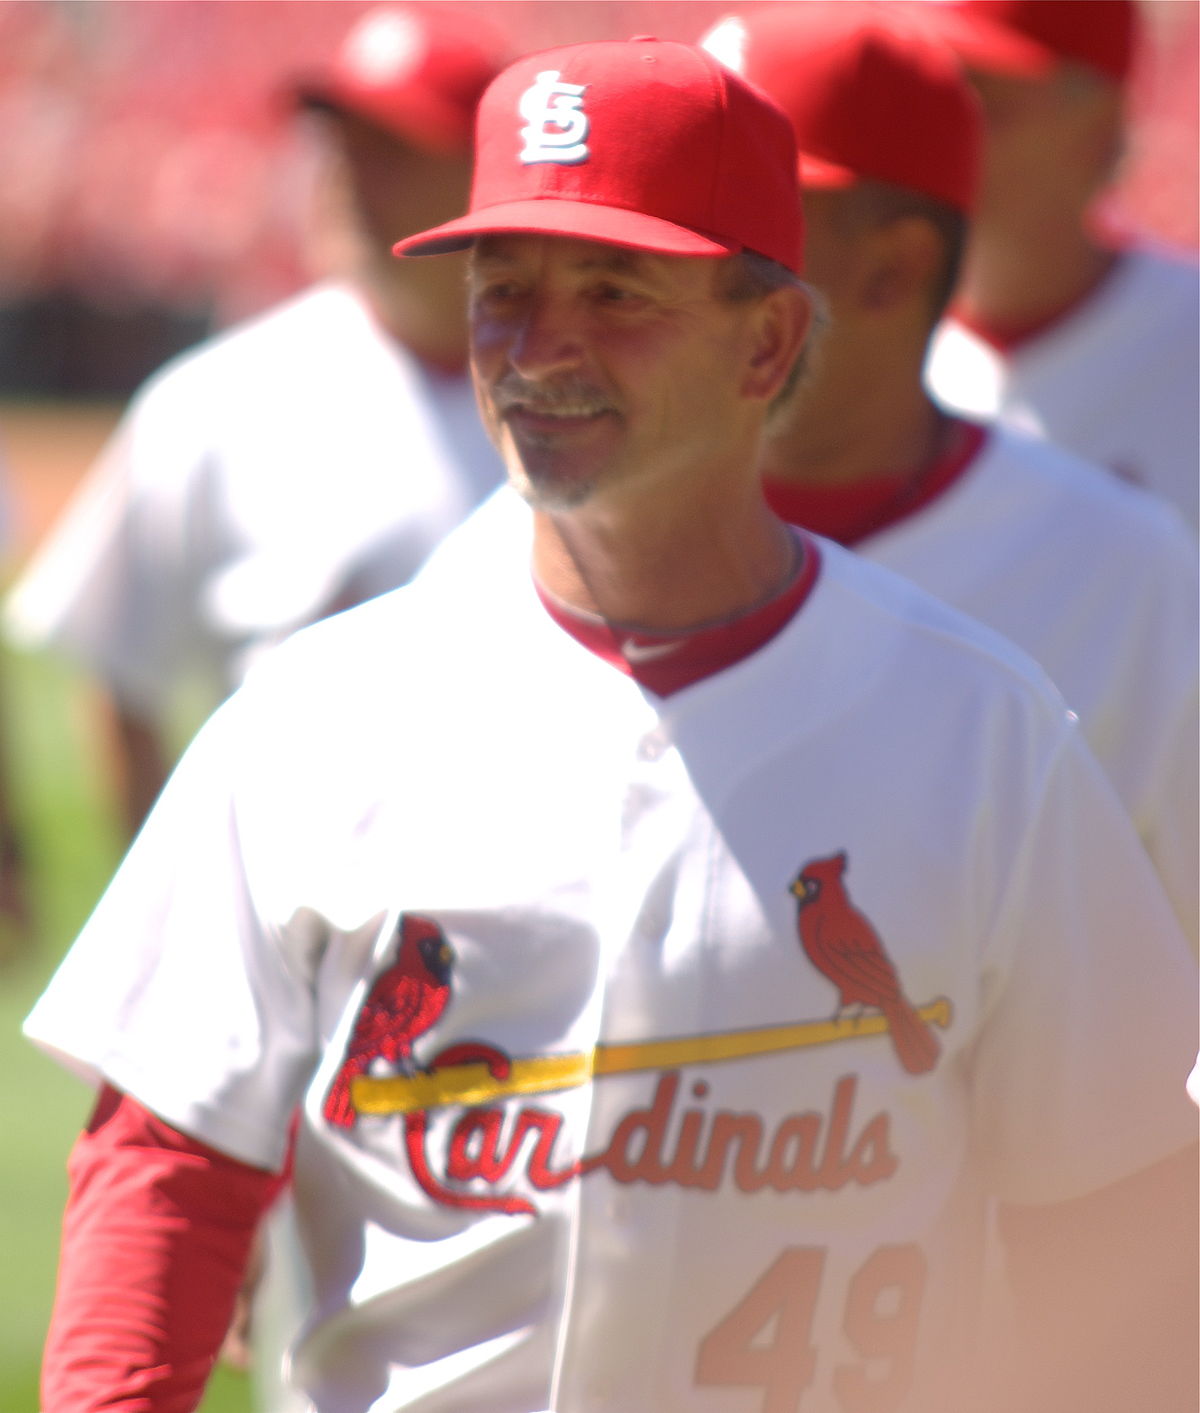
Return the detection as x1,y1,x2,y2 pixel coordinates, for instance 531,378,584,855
473,282,522,309
594,283,643,305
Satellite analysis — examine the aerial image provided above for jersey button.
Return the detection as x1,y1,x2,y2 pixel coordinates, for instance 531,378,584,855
637,730,667,762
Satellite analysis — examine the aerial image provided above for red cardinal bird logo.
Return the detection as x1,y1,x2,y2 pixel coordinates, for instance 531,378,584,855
324,914,455,1127
791,852,940,1076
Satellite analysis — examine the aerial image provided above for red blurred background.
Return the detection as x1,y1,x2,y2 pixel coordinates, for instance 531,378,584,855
0,0,1194,397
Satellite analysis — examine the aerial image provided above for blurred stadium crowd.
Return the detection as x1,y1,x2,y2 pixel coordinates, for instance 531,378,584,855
0,0,1194,398
0,0,726,394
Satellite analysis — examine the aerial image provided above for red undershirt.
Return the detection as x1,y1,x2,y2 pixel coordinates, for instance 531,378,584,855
947,247,1128,355
43,1084,283,1410
536,530,821,696
45,528,828,1405
763,420,986,548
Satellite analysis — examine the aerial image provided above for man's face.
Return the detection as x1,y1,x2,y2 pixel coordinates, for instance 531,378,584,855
967,67,1121,227
794,189,861,318
468,235,764,512
328,110,474,250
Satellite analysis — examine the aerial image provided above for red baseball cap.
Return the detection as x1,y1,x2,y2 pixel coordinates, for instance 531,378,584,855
293,4,509,155
700,3,982,214
394,36,804,272
912,0,1139,86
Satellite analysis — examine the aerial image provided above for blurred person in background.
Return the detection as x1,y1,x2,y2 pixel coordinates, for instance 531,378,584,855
920,0,1199,530
3,3,508,840
697,1,1198,953
5,11,508,1402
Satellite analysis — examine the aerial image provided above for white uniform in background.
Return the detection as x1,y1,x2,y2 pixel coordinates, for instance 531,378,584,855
857,425,1198,947
26,528,1197,1411
4,280,503,713
926,244,1200,531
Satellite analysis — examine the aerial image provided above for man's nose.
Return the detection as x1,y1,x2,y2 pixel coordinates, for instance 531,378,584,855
506,293,585,380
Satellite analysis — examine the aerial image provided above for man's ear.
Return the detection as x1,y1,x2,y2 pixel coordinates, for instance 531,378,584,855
1074,86,1126,196
742,283,815,404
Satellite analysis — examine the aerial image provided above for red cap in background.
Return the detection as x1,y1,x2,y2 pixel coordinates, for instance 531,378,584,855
700,3,983,214
913,0,1139,86
294,4,509,155
394,36,804,271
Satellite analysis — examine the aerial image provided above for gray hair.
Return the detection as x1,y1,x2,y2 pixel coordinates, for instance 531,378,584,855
719,251,828,410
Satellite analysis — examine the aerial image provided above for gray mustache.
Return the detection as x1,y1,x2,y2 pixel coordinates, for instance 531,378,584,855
492,378,613,415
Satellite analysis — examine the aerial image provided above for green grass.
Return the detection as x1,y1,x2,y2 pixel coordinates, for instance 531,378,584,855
0,642,251,1411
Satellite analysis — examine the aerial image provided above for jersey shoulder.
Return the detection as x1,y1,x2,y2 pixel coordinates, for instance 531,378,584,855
1120,241,1200,299
130,282,378,403
972,427,1198,564
242,522,537,708
243,583,432,696
414,484,532,588
809,534,1070,711
1084,242,1200,344
926,242,1199,385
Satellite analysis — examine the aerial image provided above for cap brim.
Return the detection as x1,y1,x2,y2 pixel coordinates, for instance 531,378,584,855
395,199,742,258
915,12,1057,77
293,78,472,156
797,152,859,192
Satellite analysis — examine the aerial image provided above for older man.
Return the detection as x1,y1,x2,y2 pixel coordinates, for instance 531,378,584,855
27,36,1196,1412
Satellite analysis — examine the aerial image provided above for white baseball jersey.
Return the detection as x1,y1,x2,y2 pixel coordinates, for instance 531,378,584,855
3,280,503,713
857,425,1198,947
926,244,1200,531
445,427,1200,951
26,528,1197,1412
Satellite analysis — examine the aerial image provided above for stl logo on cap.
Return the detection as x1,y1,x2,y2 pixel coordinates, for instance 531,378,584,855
518,70,589,165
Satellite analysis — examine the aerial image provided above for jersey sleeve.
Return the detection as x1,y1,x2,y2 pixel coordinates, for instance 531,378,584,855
4,365,215,719
1130,547,1200,950
1141,675,1200,952
1087,487,1200,952
970,724,1199,1205
24,678,319,1172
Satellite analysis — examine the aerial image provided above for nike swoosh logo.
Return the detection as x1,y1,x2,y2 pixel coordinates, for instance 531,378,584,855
621,638,682,663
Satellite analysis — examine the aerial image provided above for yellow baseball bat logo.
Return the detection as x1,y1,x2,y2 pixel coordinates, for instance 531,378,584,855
352,996,953,1116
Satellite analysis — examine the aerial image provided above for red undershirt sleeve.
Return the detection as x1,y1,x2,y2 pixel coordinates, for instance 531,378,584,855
42,1084,284,1412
